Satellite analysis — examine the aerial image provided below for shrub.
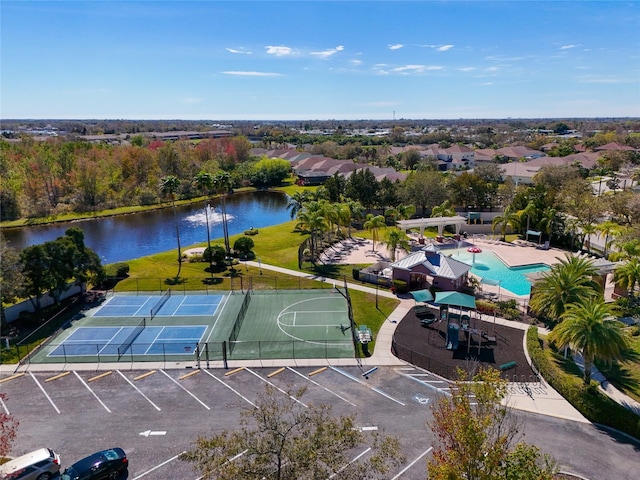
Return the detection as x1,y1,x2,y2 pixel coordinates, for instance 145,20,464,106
244,228,259,236
352,268,360,280
105,262,130,278
234,236,255,259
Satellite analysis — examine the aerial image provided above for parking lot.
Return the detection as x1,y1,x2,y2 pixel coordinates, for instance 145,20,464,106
2,365,638,479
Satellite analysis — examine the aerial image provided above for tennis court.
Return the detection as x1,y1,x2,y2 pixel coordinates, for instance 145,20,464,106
25,288,356,364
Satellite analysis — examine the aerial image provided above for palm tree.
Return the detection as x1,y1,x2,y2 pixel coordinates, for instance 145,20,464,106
384,228,410,262
518,201,537,242
538,207,557,246
286,191,311,220
295,204,327,259
213,172,232,261
491,205,520,241
613,257,640,298
430,200,456,218
159,175,183,277
364,214,386,252
595,220,622,258
345,199,364,237
194,171,214,272
578,221,597,253
529,254,602,321
549,298,628,385
609,238,640,261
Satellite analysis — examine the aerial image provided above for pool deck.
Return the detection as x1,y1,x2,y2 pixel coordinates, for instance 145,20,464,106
324,236,615,300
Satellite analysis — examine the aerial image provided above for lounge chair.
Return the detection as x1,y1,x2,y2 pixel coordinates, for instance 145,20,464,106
537,241,550,250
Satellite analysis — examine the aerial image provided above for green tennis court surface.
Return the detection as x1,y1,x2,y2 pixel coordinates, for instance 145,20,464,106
24,289,355,364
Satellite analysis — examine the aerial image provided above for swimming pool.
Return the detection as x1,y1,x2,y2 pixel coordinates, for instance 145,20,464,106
452,251,549,296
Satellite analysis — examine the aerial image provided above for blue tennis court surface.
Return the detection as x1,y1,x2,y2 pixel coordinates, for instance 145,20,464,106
48,325,207,357
94,294,223,318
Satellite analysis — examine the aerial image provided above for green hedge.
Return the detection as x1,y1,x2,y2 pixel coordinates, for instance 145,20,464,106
526,327,640,440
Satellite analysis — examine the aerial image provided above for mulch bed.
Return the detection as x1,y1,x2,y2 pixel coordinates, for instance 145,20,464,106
392,307,538,382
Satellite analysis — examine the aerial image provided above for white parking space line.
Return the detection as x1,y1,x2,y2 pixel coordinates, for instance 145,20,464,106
329,447,371,479
395,369,452,397
131,451,185,480
200,369,256,408
29,372,60,414
116,370,162,411
286,367,357,407
159,369,210,410
0,396,10,415
245,368,308,408
203,293,231,345
73,371,112,413
391,446,433,479
329,367,406,406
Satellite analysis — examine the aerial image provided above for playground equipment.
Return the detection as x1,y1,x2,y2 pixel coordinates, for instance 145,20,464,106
446,323,459,350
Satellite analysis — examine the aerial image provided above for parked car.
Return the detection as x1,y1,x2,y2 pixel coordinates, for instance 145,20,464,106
0,447,61,480
60,448,127,480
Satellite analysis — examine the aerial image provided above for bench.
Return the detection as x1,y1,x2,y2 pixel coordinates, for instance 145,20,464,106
499,361,517,371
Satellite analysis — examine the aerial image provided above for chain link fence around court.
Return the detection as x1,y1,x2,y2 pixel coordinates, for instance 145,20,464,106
15,338,353,368
105,275,341,295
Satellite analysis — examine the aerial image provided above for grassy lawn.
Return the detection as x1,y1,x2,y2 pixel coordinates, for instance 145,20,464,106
108,220,399,356
594,330,640,404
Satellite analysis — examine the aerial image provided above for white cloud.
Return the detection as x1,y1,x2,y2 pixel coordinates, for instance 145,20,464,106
310,45,345,58
222,71,283,77
392,64,444,74
351,59,363,66
226,47,252,55
458,67,475,72
265,45,293,56
419,44,454,52
560,44,579,50
388,44,404,50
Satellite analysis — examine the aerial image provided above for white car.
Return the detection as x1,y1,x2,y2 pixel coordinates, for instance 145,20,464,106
0,448,61,480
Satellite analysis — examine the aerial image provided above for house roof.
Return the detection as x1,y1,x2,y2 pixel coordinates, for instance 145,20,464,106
496,146,544,159
391,250,472,280
594,142,636,151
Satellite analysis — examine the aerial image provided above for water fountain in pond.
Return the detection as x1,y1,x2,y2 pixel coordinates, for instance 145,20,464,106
185,205,235,230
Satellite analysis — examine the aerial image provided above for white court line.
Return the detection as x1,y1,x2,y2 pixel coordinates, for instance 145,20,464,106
29,372,60,414
329,447,371,479
132,452,185,480
293,311,296,326
203,293,231,346
245,368,308,408
201,369,255,407
73,371,111,413
159,369,210,410
116,370,161,411
144,326,167,355
329,367,406,406
391,447,433,479
286,367,357,407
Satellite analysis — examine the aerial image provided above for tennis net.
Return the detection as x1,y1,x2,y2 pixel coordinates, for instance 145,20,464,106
117,317,146,358
150,288,171,320
228,290,251,354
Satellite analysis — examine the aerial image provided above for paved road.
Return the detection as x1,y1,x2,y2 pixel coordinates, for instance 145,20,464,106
2,366,638,480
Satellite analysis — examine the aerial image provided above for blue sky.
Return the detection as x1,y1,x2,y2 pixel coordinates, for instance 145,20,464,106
2,1,639,120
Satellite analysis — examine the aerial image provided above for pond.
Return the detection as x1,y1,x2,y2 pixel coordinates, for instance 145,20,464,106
1,191,291,264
